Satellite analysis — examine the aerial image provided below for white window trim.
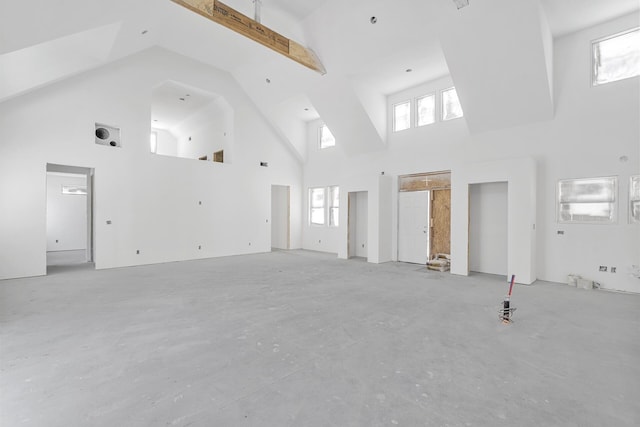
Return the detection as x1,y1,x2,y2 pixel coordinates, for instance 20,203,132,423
591,27,640,87
318,124,336,149
392,100,412,132
309,187,326,226
557,176,618,225
440,86,463,122
416,93,436,127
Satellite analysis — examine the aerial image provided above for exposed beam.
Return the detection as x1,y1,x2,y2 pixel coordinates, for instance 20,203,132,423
170,0,326,74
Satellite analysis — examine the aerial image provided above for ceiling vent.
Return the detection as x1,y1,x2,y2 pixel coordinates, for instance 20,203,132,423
94,123,121,147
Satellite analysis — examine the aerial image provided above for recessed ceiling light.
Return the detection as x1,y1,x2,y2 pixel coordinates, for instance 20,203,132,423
370,16,377,24
153,119,158,122
185,94,191,97
406,68,413,73
141,30,148,35
179,97,185,101
304,108,309,111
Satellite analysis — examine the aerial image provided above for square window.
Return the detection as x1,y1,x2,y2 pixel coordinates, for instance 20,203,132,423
441,87,463,121
393,101,411,132
558,177,617,224
593,28,640,86
319,125,335,149
417,94,436,127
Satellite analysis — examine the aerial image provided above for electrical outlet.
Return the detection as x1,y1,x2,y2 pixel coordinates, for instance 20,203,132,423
611,267,616,273
362,244,365,248
599,266,607,272
318,240,321,244
56,239,59,243
557,230,564,235
136,250,140,255
198,245,201,250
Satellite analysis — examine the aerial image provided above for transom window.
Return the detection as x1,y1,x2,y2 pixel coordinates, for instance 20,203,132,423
593,28,640,86
393,101,411,132
441,87,463,121
558,176,617,224
319,124,336,149
417,94,436,127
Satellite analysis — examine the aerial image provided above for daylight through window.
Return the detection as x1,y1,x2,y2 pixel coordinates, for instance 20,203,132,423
558,177,617,224
441,87,463,121
319,125,336,149
309,188,325,225
393,101,411,132
593,28,640,86
329,186,339,227
417,94,436,127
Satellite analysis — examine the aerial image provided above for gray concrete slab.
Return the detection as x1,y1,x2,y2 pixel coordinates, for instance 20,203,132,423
1,250,639,426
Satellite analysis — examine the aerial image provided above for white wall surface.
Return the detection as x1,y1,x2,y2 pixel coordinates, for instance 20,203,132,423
46,173,87,252
271,185,289,250
469,182,508,276
174,99,230,161
0,47,302,279
302,14,639,292
153,128,178,157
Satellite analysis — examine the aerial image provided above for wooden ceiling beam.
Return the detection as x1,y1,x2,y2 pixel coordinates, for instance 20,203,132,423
170,0,326,74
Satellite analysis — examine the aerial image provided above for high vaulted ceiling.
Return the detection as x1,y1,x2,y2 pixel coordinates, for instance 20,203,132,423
1,0,638,160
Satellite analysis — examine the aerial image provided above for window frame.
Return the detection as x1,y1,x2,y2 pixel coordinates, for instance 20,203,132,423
630,175,640,224
319,124,336,149
592,27,640,87
440,87,463,122
393,100,412,132
328,185,339,227
309,187,326,226
557,176,618,225
416,93,436,127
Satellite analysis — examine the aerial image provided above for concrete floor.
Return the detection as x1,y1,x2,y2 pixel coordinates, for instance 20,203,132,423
1,250,639,426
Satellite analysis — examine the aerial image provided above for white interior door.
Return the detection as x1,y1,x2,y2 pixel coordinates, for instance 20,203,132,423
398,191,430,264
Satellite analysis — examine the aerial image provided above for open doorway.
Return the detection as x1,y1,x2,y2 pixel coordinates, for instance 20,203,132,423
348,191,368,260
397,171,451,265
469,182,508,278
271,185,290,250
46,164,94,272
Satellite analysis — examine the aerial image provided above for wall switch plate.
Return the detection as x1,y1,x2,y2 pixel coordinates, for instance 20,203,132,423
106,220,112,225
611,267,616,273
557,230,564,235
136,250,140,254
599,266,607,272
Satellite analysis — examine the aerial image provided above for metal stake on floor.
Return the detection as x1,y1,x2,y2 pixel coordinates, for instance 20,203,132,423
500,274,517,323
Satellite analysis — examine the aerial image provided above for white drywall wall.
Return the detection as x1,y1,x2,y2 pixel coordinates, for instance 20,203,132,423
469,182,508,276
153,128,178,157
0,47,302,279
271,185,289,250
46,173,87,252
302,14,639,292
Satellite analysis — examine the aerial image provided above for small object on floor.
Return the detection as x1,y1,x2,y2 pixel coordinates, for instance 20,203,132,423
426,253,451,272
500,274,517,324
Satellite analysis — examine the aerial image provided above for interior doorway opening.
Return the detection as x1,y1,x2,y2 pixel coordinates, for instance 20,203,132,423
397,171,451,265
46,164,94,273
271,185,290,250
348,191,368,260
469,182,508,279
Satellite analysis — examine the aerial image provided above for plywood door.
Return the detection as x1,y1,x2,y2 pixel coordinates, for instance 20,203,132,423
430,189,451,256
398,191,430,264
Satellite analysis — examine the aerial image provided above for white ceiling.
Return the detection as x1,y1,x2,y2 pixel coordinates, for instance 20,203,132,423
1,0,638,157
